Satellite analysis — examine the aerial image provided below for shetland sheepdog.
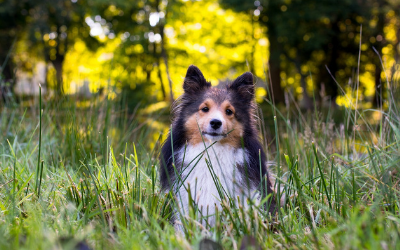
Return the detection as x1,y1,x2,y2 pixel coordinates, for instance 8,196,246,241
160,65,276,228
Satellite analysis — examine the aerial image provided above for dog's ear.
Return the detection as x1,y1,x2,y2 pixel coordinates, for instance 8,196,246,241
229,72,254,102
183,65,211,94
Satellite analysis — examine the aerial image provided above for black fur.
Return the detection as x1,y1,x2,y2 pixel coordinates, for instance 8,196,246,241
160,65,212,189
183,65,211,94
159,65,276,215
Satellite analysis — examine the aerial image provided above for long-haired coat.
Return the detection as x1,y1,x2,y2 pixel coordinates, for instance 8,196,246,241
160,65,276,227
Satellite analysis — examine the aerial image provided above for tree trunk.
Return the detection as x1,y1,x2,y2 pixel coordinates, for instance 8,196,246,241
267,34,285,104
374,64,383,107
161,44,174,102
146,67,151,82
323,52,339,104
158,0,174,102
249,11,255,73
0,32,15,81
50,22,70,96
395,26,400,63
151,12,167,101
372,2,386,108
319,21,340,106
0,35,16,104
0,62,13,81
52,58,64,96
157,57,167,100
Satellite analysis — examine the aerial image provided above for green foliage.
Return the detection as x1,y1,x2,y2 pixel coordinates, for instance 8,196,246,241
220,0,400,106
23,0,100,94
2,0,399,109
0,0,31,80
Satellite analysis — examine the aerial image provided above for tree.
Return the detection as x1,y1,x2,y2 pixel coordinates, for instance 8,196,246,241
220,0,394,108
25,0,98,95
0,0,32,101
276,0,363,108
89,0,178,102
363,0,400,108
220,0,286,104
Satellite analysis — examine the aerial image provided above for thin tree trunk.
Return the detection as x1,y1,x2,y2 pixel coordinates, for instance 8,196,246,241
146,67,151,82
374,63,383,108
157,57,167,100
267,37,285,104
372,1,386,108
318,20,340,106
0,36,16,104
162,50,173,102
150,9,167,101
0,33,15,81
50,29,66,96
158,0,174,102
249,11,255,73
395,27,400,63
52,58,64,96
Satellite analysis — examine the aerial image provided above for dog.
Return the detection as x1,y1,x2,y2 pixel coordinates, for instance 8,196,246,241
160,65,276,228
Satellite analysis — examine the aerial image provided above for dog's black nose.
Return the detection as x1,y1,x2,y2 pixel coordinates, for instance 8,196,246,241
210,119,222,130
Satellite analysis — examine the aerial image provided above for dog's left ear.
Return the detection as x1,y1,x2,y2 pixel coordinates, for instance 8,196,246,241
183,65,211,95
229,72,254,102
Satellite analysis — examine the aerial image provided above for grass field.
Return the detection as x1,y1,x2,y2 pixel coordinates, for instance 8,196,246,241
1,81,400,249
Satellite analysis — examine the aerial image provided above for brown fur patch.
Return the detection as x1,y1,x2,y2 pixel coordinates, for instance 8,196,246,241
184,98,243,147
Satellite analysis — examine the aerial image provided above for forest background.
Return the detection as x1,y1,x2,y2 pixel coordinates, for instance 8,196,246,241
1,0,399,111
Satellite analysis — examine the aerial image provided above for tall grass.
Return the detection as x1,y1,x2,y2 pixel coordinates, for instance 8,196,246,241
0,69,400,249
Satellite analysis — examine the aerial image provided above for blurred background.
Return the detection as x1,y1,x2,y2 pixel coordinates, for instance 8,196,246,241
1,0,399,110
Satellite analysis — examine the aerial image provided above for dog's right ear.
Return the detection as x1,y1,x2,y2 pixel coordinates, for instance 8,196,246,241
183,65,211,94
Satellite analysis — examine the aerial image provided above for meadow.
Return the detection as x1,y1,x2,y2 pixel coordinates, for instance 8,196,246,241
1,74,399,250
2,0,400,248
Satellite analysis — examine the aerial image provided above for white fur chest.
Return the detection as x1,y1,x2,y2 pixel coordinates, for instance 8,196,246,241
174,142,256,224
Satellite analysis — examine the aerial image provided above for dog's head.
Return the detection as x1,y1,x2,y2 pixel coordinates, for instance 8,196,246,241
174,65,256,146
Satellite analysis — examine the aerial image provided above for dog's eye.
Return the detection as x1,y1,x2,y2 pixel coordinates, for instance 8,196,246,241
201,107,209,112
226,109,233,115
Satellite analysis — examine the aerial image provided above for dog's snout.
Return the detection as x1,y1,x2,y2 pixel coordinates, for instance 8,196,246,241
210,119,222,130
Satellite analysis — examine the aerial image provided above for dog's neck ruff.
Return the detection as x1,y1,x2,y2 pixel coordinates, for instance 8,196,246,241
174,141,258,226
